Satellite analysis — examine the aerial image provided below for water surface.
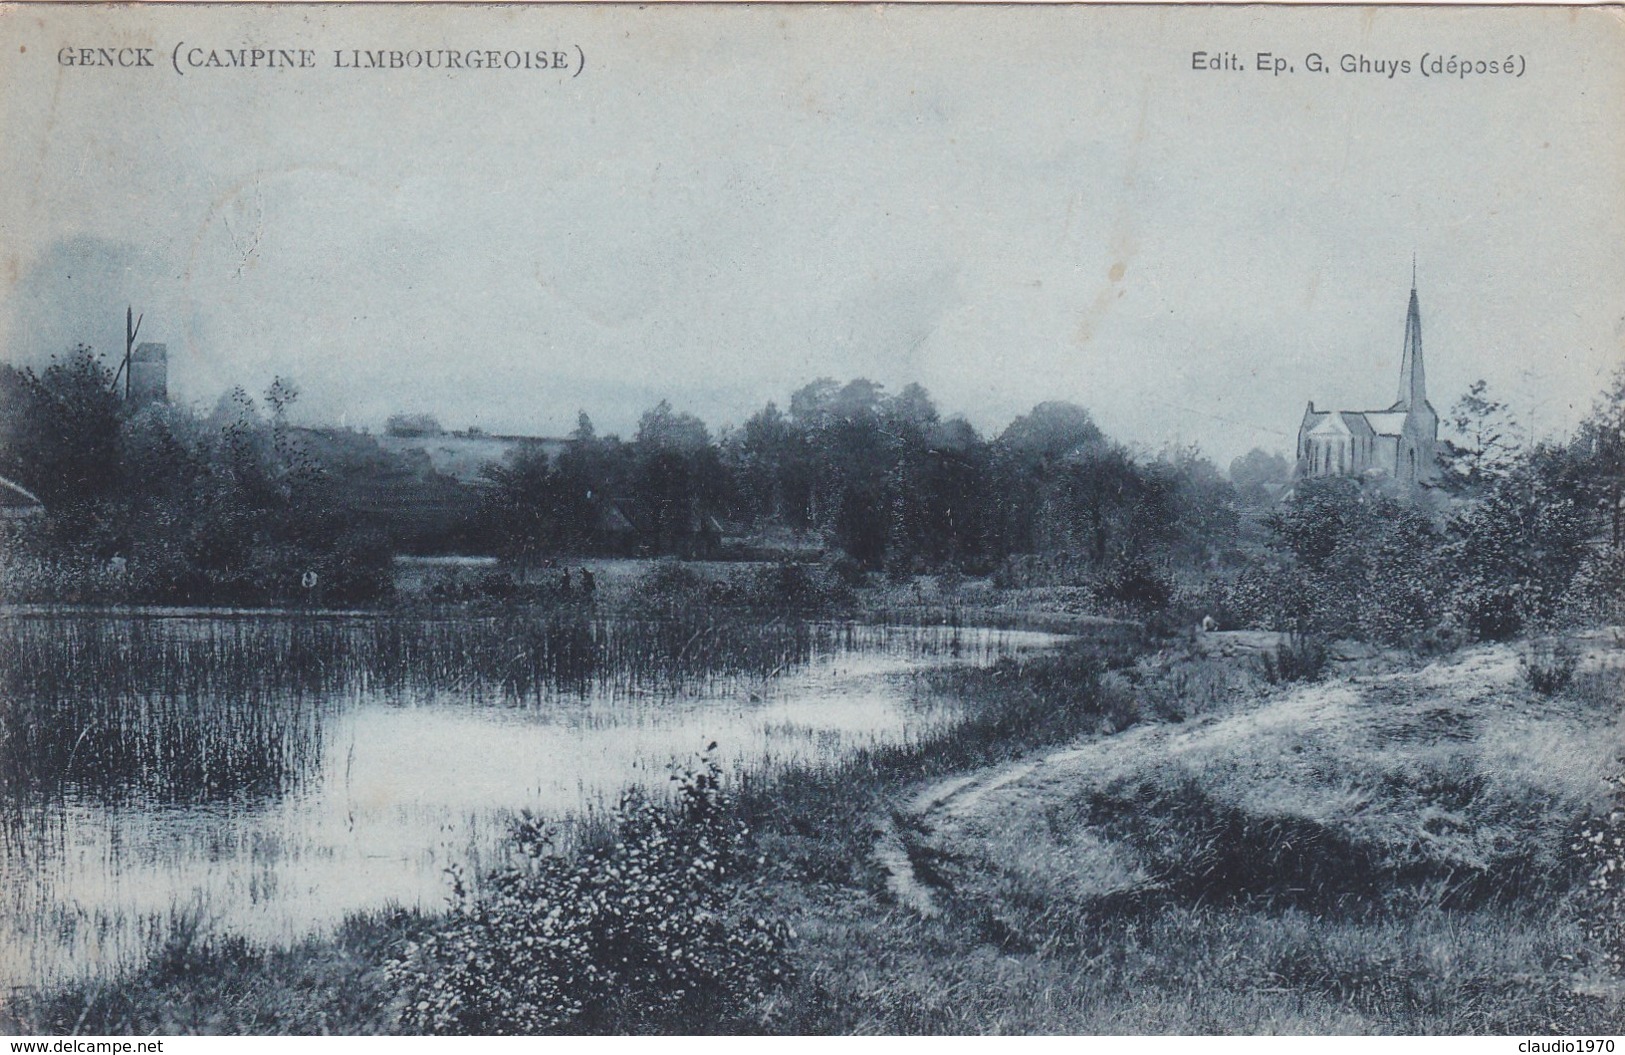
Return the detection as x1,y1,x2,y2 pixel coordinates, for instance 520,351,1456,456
0,610,1063,991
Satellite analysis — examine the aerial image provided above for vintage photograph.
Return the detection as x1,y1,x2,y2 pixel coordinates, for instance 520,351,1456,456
1,1,1622,1036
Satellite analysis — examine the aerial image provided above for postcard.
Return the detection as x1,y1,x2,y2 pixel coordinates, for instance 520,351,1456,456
1,1,1622,1038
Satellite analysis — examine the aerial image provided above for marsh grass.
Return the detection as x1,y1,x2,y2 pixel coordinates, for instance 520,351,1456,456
1522,636,1581,696
1259,631,1330,684
0,611,996,811
2,628,1130,1035
759,892,1610,1035
2,907,431,1035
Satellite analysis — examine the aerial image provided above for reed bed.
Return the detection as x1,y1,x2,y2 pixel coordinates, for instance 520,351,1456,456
0,610,1029,813
0,607,1077,1013
0,611,995,702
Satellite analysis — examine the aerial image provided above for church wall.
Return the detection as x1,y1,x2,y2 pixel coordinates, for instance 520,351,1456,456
1374,434,1400,478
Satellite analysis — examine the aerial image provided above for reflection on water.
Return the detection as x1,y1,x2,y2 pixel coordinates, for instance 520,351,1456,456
0,612,1062,991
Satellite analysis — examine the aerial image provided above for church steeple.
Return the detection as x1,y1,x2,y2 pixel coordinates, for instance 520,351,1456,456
1394,266,1426,411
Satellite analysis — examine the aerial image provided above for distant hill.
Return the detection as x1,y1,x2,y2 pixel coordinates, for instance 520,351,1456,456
374,431,568,486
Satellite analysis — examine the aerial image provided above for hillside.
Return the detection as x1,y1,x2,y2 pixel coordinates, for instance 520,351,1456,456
770,631,1625,1033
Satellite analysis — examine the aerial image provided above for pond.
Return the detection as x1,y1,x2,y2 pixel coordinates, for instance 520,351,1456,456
0,609,1065,992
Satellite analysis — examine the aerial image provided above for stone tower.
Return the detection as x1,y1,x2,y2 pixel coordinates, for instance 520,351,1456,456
128,343,167,406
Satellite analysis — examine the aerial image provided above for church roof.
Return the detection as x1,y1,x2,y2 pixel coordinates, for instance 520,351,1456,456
1306,411,1377,437
1361,411,1409,436
1300,274,1434,442
1339,412,1376,437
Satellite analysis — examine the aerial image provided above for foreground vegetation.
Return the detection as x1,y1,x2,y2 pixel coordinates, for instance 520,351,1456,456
2,632,1131,1034
767,633,1625,1033
7,626,1624,1035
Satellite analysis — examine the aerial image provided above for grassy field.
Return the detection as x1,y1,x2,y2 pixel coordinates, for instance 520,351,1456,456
6,625,1623,1034
745,630,1625,1034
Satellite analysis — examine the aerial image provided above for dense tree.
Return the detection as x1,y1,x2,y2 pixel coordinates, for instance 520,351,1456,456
9,349,1618,637
1262,476,1444,642
1573,365,1625,548
1228,448,1291,506
632,401,726,554
1439,379,1521,493
723,402,797,526
991,401,1107,555
0,352,388,603
1443,444,1594,639
0,346,123,525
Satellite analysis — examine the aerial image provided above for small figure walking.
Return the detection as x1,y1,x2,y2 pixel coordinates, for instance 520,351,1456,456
579,566,596,601
558,566,573,600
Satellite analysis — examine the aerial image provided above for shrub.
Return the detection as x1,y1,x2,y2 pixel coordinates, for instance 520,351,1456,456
392,752,792,1034
1521,637,1579,696
1206,562,1296,631
1100,554,1173,613
1096,670,1142,732
1258,631,1329,684
1563,547,1625,626
822,553,867,590
630,558,710,612
1443,452,1594,641
739,560,854,614
1572,769,1625,973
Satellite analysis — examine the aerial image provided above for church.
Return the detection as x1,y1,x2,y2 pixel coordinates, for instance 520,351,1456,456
1296,278,1438,484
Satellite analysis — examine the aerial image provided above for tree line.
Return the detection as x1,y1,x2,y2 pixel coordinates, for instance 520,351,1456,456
2,343,1622,645
0,346,389,603
477,378,1242,589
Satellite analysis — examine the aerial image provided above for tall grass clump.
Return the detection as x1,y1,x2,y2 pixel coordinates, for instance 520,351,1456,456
0,616,334,804
1521,636,1579,696
391,752,792,1034
0,609,832,709
1258,631,1329,684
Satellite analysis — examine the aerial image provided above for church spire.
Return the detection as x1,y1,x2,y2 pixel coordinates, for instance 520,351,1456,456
1395,268,1425,410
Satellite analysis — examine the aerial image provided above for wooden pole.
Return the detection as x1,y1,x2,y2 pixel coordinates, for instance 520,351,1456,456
113,306,143,399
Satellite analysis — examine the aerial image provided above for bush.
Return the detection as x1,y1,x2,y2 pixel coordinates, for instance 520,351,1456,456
314,529,395,605
1564,547,1625,626
392,752,792,1034
1521,637,1579,696
1202,563,1294,631
1572,769,1625,973
1100,554,1173,613
1444,453,1594,641
739,561,854,614
1259,632,1329,684
823,553,867,590
1096,670,1142,732
630,558,710,612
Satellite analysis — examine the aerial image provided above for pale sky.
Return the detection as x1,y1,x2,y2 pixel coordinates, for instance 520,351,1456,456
2,4,1622,466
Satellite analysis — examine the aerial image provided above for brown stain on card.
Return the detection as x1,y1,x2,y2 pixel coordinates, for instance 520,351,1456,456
1074,87,1148,347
